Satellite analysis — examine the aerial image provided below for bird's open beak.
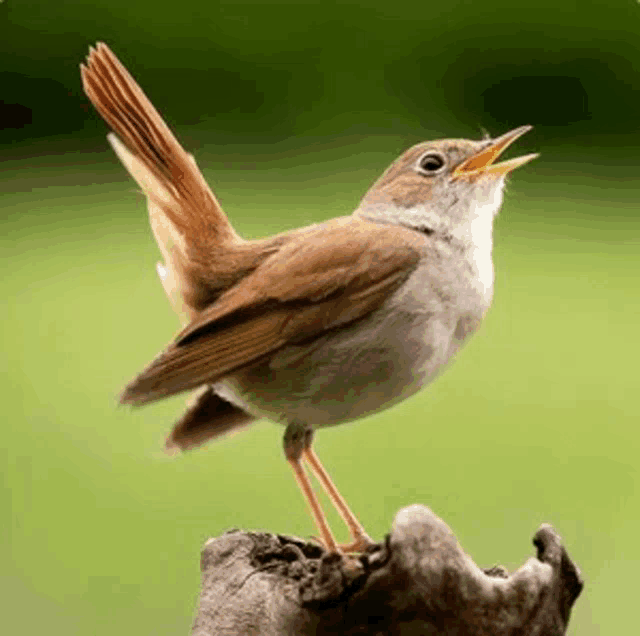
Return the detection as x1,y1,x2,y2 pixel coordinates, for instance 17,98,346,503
452,125,538,179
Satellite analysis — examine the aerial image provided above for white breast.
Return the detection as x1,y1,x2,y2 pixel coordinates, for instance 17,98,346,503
461,182,503,302
469,209,495,299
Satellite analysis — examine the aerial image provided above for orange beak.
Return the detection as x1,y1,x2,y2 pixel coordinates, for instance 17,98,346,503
452,125,538,179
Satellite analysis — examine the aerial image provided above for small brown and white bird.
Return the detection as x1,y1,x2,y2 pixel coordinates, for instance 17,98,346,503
81,43,537,553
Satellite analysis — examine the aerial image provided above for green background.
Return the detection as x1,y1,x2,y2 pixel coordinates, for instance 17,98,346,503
2,1,638,634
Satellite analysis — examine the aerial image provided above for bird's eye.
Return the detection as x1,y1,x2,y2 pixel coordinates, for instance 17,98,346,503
418,152,446,174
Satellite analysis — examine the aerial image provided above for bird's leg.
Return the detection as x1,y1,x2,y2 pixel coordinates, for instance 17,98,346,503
283,422,339,553
302,443,375,553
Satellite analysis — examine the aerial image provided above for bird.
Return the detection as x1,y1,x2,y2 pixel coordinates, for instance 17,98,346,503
81,42,537,554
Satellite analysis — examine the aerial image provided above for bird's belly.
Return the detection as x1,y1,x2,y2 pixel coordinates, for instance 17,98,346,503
215,303,477,428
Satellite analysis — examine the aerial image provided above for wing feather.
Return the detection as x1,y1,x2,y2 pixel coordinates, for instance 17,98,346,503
121,218,424,405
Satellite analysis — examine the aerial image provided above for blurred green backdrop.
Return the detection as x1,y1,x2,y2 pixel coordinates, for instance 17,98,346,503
2,1,638,634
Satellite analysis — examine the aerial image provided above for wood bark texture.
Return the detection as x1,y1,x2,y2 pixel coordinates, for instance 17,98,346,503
192,504,583,635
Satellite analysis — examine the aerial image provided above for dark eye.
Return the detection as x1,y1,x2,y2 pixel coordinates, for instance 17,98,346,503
418,152,446,174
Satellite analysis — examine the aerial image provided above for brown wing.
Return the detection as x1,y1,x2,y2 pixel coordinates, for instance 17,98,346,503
120,216,424,405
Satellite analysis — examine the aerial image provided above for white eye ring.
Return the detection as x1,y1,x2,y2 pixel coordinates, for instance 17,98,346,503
417,152,446,175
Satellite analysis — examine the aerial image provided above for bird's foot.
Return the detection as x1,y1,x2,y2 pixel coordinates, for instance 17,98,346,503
338,533,377,554
310,532,375,555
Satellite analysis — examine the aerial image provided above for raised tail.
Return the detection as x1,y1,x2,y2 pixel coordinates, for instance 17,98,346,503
81,42,243,315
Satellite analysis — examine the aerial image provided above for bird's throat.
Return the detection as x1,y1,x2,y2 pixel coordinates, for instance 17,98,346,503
453,184,503,301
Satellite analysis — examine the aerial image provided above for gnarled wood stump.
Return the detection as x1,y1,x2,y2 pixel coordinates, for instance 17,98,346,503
192,504,583,635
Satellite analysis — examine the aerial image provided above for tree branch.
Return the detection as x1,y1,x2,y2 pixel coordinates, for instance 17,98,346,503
192,504,583,635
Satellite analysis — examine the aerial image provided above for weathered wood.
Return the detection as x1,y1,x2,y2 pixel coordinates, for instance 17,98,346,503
192,505,583,635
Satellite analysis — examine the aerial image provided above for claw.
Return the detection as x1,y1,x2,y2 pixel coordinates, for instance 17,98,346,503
338,534,377,554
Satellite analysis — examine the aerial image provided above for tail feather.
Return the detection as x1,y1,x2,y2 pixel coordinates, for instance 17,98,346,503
82,43,277,445
81,42,257,315
81,42,237,245
166,386,255,451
